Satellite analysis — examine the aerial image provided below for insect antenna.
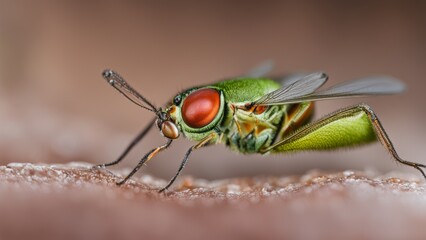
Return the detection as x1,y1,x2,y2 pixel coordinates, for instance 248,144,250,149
102,69,157,112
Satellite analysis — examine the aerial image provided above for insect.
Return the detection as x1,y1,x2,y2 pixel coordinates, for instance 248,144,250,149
95,63,426,192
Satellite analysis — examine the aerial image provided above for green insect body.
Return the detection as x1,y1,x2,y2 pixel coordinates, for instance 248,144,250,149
169,78,284,153
168,78,375,154
96,65,426,192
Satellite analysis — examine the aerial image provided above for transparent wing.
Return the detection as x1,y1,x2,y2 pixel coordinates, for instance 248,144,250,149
313,76,405,96
253,72,328,105
275,72,310,88
253,75,405,106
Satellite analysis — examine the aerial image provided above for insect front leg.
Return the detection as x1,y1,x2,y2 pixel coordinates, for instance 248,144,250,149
159,133,216,193
93,118,156,168
262,104,426,179
117,139,172,186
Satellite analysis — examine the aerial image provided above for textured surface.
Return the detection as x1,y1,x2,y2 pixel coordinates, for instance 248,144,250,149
1,162,426,240
1,2,426,240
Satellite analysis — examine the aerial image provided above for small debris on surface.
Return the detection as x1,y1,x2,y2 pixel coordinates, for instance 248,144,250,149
1,162,426,240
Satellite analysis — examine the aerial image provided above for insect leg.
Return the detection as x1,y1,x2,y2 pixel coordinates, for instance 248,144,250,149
359,104,426,178
159,133,216,193
262,104,426,179
94,118,156,168
116,139,172,186
263,104,377,153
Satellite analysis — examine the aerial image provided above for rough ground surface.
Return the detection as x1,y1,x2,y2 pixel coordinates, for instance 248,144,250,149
1,162,426,240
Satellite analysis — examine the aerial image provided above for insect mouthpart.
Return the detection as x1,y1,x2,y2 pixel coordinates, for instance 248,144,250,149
160,120,180,139
155,109,180,139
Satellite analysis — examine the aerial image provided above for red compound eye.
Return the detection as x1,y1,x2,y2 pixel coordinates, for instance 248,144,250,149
181,88,220,128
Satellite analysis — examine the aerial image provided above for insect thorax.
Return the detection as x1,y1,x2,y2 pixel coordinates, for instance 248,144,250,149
219,102,314,154
218,103,282,153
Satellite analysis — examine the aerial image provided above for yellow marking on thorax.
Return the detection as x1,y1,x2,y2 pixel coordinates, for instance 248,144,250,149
279,102,315,139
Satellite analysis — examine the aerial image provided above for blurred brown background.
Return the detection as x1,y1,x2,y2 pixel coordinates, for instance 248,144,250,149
0,0,425,180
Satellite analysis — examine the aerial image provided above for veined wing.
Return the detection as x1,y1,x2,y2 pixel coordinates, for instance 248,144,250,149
276,73,311,88
252,74,405,106
253,72,328,105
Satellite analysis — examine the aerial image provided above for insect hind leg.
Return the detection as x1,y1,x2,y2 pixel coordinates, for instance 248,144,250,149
263,103,426,179
358,104,426,179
